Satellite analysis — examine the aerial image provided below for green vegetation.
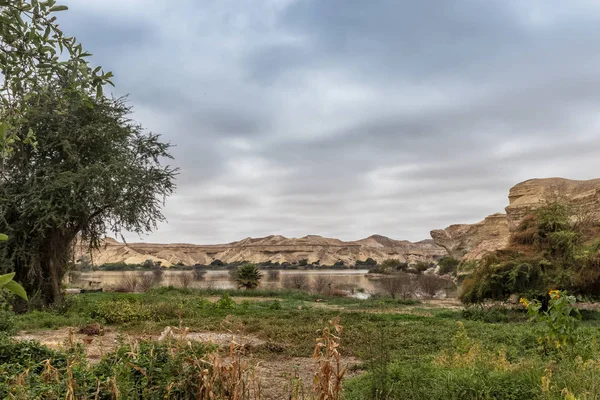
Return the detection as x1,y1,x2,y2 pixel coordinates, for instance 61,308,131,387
3,288,600,399
438,256,460,275
233,263,262,289
461,203,600,304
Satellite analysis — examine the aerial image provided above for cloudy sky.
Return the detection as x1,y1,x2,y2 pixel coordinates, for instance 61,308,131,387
60,0,600,244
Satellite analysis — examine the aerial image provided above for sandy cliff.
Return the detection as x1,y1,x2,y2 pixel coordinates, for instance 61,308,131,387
431,178,600,260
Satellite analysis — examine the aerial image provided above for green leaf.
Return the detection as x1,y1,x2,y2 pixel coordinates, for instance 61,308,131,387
0,273,16,287
4,280,28,300
49,5,68,12
0,233,8,241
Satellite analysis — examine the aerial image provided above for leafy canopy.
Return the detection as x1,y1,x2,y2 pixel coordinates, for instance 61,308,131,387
1,0,112,159
0,87,177,303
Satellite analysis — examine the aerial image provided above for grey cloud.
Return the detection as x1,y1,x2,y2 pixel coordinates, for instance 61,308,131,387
57,0,600,244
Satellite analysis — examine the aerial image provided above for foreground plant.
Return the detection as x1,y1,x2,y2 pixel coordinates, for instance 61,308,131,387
521,289,581,351
312,318,347,400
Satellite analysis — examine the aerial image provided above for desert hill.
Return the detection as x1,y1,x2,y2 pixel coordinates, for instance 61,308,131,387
77,234,447,267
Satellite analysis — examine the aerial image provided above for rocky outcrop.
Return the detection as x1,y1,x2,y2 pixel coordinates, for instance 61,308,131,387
506,178,600,230
77,234,447,267
431,178,600,260
430,214,510,261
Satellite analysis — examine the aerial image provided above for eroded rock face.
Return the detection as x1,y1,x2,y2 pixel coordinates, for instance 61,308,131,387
431,178,600,260
77,234,447,267
430,214,510,261
506,178,600,230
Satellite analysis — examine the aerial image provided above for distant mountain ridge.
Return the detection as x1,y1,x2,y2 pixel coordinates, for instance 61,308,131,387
77,234,446,267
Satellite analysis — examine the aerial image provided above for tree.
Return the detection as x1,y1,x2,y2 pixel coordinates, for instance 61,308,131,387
234,264,262,289
1,1,112,300
0,88,176,303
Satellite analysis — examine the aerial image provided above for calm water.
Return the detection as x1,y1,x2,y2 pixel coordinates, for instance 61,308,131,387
74,269,376,293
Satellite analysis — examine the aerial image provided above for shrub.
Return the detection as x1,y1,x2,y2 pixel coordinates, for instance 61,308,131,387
152,267,165,282
413,261,432,274
369,259,408,274
215,293,236,310
312,275,333,294
267,269,280,281
113,273,140,292
177,271,193,289
192,268,206,281
139,273,158,292
283,274,309,290
93,299,151,324
377,273,415,300
438,256,460,275
418,274,451,298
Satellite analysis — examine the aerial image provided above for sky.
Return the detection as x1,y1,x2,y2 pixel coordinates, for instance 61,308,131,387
60,0,600,244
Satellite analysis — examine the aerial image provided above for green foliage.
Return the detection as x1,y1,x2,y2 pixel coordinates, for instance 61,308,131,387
93,299,153,324
368,259,408,274
0,272,27,300
233,263,262,289
0,335,209,399
215,292,236,310
1,0,112,161
0,293,16,334
522,290,582,351
461,306,529,324
438,256,460,275
269,300,282,310
460,203,600,304
413,261,432,274
1,89,177,303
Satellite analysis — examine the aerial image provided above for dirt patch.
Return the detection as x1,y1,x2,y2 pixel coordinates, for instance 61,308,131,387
15,327,266,362
16,327,123,362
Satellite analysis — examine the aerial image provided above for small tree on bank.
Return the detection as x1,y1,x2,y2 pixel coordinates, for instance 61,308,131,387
378,273,415,300
234,264,262,289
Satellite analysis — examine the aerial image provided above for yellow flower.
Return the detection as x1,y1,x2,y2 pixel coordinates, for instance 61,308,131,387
519,298,529,307
549,289,561,299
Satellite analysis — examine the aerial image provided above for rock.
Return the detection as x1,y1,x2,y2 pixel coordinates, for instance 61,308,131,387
76,234,447,268
506,177,600,230
508,294,520,304
430,213,510,261
431,177,600,261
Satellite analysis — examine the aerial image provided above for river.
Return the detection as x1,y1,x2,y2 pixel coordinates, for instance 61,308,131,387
73,269,377,295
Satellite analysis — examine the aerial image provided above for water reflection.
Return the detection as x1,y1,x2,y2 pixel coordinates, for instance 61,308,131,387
74,269,376,293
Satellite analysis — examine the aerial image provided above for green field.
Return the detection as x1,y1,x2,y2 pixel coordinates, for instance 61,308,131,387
3,288,600,399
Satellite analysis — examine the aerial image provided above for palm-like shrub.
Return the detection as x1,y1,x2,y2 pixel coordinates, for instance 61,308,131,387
234,264,262,289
